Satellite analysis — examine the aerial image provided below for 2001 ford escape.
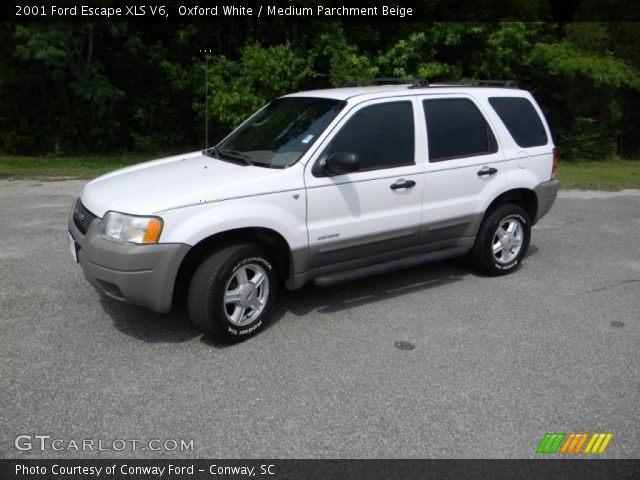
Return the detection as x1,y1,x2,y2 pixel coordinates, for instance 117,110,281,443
68,80,560,341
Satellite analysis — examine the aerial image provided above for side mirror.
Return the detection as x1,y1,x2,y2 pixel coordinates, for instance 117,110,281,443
325,152,359,175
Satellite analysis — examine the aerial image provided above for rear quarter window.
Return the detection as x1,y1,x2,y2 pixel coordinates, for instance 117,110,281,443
489,97,548,148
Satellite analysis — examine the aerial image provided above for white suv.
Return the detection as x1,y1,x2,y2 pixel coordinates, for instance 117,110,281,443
69,80,559,341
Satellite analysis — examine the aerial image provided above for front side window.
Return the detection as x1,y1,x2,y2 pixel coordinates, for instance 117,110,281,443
322,101,415,171
423,98,498,162
215,97,345,168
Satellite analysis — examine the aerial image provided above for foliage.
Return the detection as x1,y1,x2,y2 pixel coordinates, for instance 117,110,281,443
478,22,547,78
310,28,378,87
203,43,314,130
556,118,617,160
532,41,640,89
529,24,640,158
1,18,639,159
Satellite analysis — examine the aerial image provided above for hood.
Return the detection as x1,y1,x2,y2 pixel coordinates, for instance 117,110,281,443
80,151,296,217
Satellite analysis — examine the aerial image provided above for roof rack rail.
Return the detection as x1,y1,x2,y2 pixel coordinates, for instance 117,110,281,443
425,79,519,89
409,78,429,88
341,78,519,89
343,78,412,87
477,80,518,88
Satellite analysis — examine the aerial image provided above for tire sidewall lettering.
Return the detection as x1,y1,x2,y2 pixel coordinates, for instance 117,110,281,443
232,256,273,274
228,320,262,337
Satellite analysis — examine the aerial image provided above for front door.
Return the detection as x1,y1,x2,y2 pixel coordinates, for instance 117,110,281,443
304,98,425,270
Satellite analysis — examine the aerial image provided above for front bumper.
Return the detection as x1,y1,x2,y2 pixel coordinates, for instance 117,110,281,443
534,179,560,223
68,202,190,313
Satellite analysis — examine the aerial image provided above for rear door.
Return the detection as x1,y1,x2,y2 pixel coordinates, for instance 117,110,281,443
418,95,506,246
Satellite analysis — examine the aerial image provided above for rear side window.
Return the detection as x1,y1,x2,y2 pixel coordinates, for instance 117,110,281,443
489,97,548,148
423,99,498,162
325,101,415,171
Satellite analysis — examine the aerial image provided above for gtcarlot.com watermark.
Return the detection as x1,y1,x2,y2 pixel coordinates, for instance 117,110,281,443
15,434,194,452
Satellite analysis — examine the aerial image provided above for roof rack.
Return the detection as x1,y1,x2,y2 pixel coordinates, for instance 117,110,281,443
343,78,412,87
410,78,429,88
342,78,519,90
425,79,519,89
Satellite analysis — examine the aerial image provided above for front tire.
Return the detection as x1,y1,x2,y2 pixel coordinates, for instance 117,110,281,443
188,243,278,342
471,204,531,276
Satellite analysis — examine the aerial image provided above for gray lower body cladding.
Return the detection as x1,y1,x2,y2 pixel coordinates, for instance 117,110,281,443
534,179,560,223
286,213,482,290
68,206,189,313
286,179,560,290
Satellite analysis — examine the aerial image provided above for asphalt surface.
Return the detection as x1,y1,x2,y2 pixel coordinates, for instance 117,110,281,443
1,179,638,459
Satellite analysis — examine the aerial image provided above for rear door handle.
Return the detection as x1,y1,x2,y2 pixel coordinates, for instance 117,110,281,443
477,166,498,176
390,179,416,190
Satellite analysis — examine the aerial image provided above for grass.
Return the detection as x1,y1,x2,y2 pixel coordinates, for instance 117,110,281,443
0,154,639,190
0,154,152,179
557,158,640,190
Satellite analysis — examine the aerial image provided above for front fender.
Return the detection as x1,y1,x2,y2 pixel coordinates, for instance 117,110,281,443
157,190,308,252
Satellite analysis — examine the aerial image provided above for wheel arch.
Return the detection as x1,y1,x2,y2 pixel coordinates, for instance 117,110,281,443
173,227,293,305
482,188,538,226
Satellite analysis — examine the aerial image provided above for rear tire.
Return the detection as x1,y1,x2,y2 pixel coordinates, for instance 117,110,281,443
188,243,278,342
471,204,531,276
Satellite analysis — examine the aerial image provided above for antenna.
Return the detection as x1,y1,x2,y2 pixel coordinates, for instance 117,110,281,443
205,53,209,149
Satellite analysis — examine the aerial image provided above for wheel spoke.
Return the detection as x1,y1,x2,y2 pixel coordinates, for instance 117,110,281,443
231,306,246,324
235,268,249,285
493,241,503,254
249,295,263,311
250,271,266,288
510,222,520,236
224,289,241,304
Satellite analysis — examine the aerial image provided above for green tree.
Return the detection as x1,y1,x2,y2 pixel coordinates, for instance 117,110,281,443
531,23,640,158
198,43,314,137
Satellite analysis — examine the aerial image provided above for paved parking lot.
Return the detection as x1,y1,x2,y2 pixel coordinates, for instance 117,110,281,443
1,180,638,458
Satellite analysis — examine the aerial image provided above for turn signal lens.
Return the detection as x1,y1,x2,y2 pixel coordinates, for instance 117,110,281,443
142,218,163,244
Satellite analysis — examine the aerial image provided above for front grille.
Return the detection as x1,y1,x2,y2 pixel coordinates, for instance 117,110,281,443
73,199,98,235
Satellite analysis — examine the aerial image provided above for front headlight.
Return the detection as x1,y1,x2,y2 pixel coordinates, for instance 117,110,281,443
101,212,163,244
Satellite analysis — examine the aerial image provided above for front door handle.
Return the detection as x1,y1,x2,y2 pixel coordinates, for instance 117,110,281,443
390,179,416,190
477,166,498,176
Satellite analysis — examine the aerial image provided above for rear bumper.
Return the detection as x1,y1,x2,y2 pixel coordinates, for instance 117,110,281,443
534,179,560,223
68,203,190,313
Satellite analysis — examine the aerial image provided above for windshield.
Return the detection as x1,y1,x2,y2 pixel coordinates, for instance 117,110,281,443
214,97,345,168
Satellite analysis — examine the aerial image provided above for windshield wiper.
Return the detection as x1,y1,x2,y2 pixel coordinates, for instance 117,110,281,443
203,145,253,167
219,149,254,166
204,146,275,168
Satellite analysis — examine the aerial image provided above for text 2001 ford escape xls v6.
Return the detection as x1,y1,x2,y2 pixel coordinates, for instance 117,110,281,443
69,80,559,341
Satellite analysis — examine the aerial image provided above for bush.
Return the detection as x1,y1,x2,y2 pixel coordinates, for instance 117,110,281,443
556,118,617,161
